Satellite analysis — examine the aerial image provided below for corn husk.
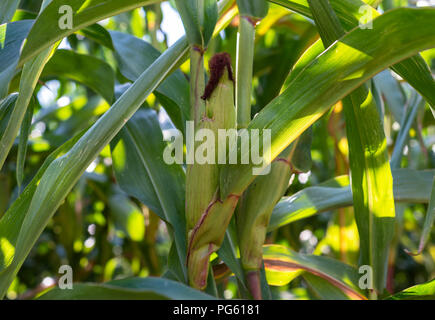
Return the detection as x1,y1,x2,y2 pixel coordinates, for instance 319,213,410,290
186,53,237,289
236,146,293,273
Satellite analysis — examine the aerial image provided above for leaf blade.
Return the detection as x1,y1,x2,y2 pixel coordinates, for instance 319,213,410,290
220,8,435,199
263,245,367,300
18,0,163,67
38,277,215,300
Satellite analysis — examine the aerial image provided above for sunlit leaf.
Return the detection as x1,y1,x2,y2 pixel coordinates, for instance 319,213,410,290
220,8,435,200
18,0,163,66
387,278,435,300
263,245,367,300
269,169,435,231
0,20,32,98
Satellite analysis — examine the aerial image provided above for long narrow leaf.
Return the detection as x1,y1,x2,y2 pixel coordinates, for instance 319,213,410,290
0,37,189,298
111,108,187,280
263,245,367,300
0,46,54,171
390,93,425,169
174,0,218,47
0,130,86,273
308,0,395,296
405,177,435,256
269,169,435,231
0,20,32,98
38,277,215,300
270,0,435,112
109,30,190,132
16,96,34,192
387,278,435,300
18,0,163,66
0,0,20,24
220,8,435,200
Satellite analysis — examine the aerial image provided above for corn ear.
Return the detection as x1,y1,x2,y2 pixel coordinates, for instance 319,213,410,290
236,147,293,271
236,128,313,298
186,53,237,289
234,146,293,299
187,194,239,289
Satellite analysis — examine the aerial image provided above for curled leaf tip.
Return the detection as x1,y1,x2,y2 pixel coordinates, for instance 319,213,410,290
404,248,422,257
201,52,234,100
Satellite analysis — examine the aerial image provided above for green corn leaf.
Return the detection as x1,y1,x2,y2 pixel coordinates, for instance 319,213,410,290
259,263,272,300
405,177,435,256
0,0,57,171
77,23,114,50
110,107,187,275
218,220,274,299
308,0,395,296
18,0,164,67
269,0,311,18
268,169,435,231
270,0,435,113
364,0,382,6
386,278,435,300
174,0,218,47
303,273,353,300
220,8,435,200
16,96,34,193
417,178,435,254
255,22,318,109
39,49,115,103
263,245,367,300
290,127,312,173
373,70,406,122
307,0,343,46
0,20,32,99
390,93,425,169
0,37,189,298
0,130,86,274
111,107,186,227
0,94,18,137
218,228,247,288
38,277,215,300
270,175,352,230
164,242,188,283
0,3,237,297
0,45,54,171
109,30,190,132
0,0,20,24
11,10,38,22
237,0,269,19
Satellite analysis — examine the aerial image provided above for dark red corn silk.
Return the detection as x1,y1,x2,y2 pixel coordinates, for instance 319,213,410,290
201,52,234,100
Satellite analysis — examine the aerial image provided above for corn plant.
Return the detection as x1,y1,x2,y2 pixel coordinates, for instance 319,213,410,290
0,0,434,300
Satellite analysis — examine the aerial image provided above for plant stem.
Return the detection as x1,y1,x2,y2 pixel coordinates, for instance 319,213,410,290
236,16,256,129
190,46,206,126
246,270,262,300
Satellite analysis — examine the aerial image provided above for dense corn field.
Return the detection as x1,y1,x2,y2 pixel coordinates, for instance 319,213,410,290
0,0,435,301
